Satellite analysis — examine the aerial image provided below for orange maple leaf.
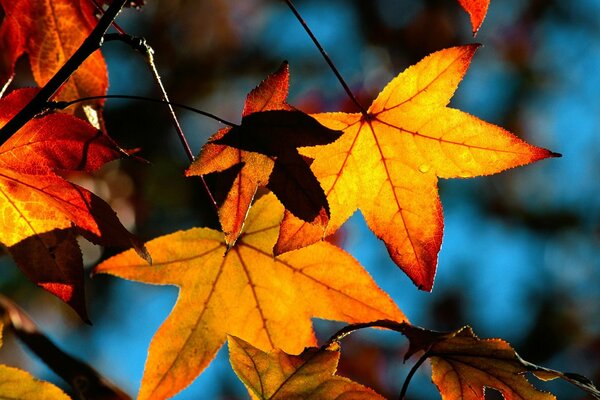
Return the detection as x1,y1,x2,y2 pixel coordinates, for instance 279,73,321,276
0,322,71,400
276,45,558,291
0,0,107,110
95,193,405,400
187,62,341,248
0,88,147,319
228,335,384,400
457,0,490,35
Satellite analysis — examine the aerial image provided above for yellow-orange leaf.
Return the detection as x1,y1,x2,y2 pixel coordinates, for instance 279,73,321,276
0,323,71,400
0,0,107,110
228,335,384,400
95,193,405,400
457,0,491,35
277,45,558,291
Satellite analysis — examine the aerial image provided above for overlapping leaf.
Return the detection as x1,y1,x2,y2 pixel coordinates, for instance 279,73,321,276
0,88,147,319
0,0,107,112
229,335,384,400
187,62,341,247
457,0,491,34
0,323,71,400
95,193,405,400
277,45,558,291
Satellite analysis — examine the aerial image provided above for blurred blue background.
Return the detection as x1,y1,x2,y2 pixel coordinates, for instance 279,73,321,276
1,0,599,398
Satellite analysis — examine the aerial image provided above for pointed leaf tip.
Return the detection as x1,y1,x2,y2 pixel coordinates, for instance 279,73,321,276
278,44,559,291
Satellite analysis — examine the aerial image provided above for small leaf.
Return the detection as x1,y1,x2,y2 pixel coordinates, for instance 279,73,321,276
457,0,491,35
228,335,384,400
95,193,405,400
214,110,341,222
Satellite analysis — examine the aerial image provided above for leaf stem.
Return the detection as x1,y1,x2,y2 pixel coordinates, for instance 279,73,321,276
0,0,130,143
283,0,368,116
50,94,238,127
0,294,131,399
399,352,430,400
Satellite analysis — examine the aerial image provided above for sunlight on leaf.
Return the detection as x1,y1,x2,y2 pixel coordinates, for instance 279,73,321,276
0,88,147,319
95,193,405,400
0,323,71,400
457,0,490,34
277,45,558,291
228,335,384,400
399,324,556,400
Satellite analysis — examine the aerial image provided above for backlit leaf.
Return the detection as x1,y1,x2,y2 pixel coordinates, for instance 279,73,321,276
0,88,147,319
277,45,558,291
0,323,71,400
457,0,490,34
399,324,556,400
228,335,384,400
187,62,341,247
95,193,405,400
0,0,107,110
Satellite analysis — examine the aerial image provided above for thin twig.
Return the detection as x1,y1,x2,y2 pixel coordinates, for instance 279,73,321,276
0,295,131,400
102,34,220,211
50,94,238,127
283,0,368,116
90,0,127,35
399,352,430,400
322,319,405,349
0,0,130,143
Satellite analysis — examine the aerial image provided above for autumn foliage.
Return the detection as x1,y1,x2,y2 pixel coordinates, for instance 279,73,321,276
0,1,597,400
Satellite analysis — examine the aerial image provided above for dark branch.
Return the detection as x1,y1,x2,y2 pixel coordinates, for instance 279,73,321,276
0,295,131,400
283,0,368,116
0,0,130,144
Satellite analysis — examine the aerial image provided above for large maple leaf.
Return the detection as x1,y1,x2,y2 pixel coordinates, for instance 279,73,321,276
228,335,384,400
0,0,107,110
95,193,405,400
187,62,341,248
0,88,147,319
276,45,558,291
0,322,71,400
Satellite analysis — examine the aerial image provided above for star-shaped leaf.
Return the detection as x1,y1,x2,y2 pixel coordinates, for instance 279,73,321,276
187,62,341,247
276,45,558,291
228,335,384,400
95,193,405,400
